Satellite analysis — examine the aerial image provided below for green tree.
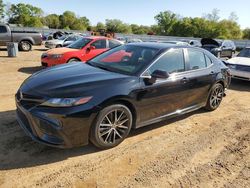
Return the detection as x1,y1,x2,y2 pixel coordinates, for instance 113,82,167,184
243,28,250,39
8,3,43,27
43,14,60,29
96,22,106,31
130,24,151,35
0,0,4,21
219,20,242,39
154,11,178,35
203,8,220,22
59,11,77,29
105,19,131,33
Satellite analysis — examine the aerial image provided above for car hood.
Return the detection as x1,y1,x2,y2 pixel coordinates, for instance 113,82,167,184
201,38,220,47
227,57,250,66
47,47,79,55
20,63,130,98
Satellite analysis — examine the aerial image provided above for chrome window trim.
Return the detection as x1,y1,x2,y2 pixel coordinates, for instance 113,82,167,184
140,47,213,79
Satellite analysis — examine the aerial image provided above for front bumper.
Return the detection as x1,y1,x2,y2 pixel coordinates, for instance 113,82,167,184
230,69,250,81
41,57,66,67
45,43,56,49
16,98,98,148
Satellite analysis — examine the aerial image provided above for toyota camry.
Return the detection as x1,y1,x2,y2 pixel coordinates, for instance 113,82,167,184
16,43,231,149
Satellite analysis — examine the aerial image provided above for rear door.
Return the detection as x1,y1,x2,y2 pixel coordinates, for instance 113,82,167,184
184,48,215,105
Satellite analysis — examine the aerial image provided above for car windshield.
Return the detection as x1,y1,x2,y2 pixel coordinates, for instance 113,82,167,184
68,38,92,49
58,35,67,40
87,45,159,75
237,48,250,58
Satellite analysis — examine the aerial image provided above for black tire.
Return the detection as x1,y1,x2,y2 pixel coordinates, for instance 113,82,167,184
90,104,133,149
19,41,32,51
67,58,79,63
205,83,224,111
56,44,62,48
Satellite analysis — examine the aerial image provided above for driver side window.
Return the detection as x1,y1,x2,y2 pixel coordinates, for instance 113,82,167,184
91,39,107,49
149,49,185,74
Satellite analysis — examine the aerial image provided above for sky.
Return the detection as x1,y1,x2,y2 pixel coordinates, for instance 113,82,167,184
4,0,250,29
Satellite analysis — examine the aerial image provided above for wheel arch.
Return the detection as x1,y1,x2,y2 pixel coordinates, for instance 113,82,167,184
67,57,81,63
97,97,138,129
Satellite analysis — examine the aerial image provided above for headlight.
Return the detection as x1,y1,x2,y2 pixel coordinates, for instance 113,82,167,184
41,96,92,107
51,54,63,59
41,53,48,59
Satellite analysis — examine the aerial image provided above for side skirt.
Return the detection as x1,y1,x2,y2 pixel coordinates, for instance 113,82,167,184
136,103,205,129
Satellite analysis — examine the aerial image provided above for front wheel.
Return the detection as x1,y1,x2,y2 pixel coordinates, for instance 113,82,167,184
205,83,224,111
90,104,133,149
67,58,79,63
19,41,32,51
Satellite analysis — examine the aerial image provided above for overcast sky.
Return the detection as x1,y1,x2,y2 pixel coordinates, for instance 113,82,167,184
4,0,250,29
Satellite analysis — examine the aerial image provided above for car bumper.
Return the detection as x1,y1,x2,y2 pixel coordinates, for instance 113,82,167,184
16,98,98,148
45,43,56,49
41,57,66,67
230,69,250,81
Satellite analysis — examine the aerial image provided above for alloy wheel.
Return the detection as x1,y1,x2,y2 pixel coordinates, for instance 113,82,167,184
98,109,131,145
210,85,224,109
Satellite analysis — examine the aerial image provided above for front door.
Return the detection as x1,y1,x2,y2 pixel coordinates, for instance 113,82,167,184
136,48,192,125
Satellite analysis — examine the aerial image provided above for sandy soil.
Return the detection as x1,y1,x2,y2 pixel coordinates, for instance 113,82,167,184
0,46,249,188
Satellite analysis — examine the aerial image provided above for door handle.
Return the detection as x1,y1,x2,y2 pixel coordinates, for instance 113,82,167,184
180,77,189,84
210,71,215,75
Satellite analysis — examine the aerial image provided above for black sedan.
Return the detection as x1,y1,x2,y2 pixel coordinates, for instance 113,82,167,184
16,43,231,149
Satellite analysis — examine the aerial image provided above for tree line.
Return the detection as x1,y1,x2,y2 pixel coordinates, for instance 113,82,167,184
0,1,250,40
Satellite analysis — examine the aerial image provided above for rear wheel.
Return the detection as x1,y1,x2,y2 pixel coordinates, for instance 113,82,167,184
90,104,132,149
19,41,32,51
205,83,224,111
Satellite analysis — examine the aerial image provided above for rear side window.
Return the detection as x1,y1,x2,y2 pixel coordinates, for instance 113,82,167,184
205,55,212,66
0,26,7,33
187,49,206,70
91,39,107,49
149,48,185,74
109,39,121,48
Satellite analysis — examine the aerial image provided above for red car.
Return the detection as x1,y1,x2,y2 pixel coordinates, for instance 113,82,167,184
41,36,123,67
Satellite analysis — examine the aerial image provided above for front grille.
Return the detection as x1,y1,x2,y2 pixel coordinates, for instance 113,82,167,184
16,91,44,110
17,108,32,132
236,65,250,72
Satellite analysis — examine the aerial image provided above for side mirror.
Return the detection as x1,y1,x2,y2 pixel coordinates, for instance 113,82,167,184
151,70,169,79
86,46,96,53
144,70,169,85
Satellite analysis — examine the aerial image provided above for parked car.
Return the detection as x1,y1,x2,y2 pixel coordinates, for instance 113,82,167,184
0,23,42,51
45,34,83,49
41,36,123,67
126,38,143,43
225,47,250,81
16,43,231,149
201,38,236,58
160,41,190,46
181,39,202,47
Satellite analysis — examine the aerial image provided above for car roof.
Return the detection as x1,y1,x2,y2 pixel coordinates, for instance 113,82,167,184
84,36,108,40
127,42,192,50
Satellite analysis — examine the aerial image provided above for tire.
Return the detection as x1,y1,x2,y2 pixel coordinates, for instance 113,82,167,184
56,44,62,48
67,58,79,63
19,41,32,51
90,104,133,149
205,83,224,111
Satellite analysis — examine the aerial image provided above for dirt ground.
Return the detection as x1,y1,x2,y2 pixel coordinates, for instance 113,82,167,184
0,46,249,188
